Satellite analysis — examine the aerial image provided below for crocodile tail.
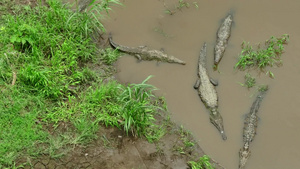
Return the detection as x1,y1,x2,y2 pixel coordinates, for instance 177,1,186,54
108,33,119,49
172,57,186,65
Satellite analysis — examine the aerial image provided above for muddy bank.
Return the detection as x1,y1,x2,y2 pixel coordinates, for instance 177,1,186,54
21,122,224,169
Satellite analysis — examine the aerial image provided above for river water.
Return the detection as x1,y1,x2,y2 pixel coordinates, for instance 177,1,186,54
100,0,300,168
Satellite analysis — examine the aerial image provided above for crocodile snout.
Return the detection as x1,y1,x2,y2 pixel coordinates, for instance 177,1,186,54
220,131,227,140
209,109,226,140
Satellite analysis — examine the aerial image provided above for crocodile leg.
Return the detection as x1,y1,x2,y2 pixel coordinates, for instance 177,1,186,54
134,54,142,61
209,78,218,86
194,79,201,89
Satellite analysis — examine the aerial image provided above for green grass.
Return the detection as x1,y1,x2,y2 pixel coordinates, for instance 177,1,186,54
100,48,121,65
44,76,165,140
188,155,215,169
118,76,159,137
0,86,48,167
0,0,132,167
235,34,289,72
0,1,102,99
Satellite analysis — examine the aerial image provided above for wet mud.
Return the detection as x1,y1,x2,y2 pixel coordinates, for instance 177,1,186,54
21,125,224,169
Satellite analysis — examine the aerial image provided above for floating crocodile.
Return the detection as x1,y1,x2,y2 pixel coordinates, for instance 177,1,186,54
108,34,186,65
194,43,227,140
214,14,233,67
239,86,268,169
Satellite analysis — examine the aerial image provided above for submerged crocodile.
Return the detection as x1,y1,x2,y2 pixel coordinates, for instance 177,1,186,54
108,34,186,65
214,14,233,67
239,86,268,169
194,43,227,140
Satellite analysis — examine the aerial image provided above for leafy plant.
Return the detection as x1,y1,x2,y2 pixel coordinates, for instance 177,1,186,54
9,23,37,52
188,155,215,169
235,34,289,72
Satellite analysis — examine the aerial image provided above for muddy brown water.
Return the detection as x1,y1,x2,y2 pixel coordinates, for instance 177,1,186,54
78,0,300,168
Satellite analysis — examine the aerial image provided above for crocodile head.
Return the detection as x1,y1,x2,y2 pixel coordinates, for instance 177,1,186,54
209,108,227,140
239,143,251,169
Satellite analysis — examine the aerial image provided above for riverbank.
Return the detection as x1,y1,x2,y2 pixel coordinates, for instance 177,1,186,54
0,0,223,168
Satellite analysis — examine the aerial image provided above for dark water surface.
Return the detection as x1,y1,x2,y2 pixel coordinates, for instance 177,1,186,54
99,0,299,168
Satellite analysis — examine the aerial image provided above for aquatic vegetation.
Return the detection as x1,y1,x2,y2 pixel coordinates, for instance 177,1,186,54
153,27,174,38
163,0,198,15
188,155,215,169
258,85,269,92
239,73,256,89
235,34,289,73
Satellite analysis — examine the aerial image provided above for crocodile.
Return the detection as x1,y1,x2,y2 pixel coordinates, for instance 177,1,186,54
194,43,227,140
214,14,233,67
239,86,268,169
77,0,92,12
108,34,186,65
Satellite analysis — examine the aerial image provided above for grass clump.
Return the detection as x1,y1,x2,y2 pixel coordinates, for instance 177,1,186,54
45,76,165,141
100,48,121,65
235,34,289,72
118,76,159,137
87,76,165,142
188,155,215,169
